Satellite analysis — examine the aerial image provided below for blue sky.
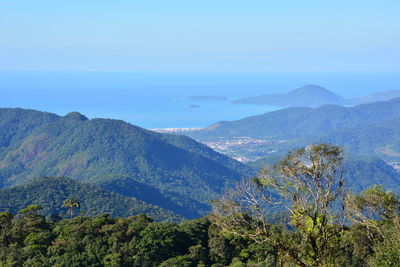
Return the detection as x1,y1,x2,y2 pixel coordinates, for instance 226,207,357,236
1,0,399,72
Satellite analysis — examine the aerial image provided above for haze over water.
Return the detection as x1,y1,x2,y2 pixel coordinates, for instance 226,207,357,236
1,71,400,129
2,1,399,128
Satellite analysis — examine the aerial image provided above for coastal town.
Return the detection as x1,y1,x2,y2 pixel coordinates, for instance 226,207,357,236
151,127,203,133
152,128,285,162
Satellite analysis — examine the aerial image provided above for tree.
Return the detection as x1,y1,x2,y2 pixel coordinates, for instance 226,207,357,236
212,144,346,266
345,185,400,265
62,198,80,219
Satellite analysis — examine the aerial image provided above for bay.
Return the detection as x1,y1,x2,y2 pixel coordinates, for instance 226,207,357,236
1,71,399,128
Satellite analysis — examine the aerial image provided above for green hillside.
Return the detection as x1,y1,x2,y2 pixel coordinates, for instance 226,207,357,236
0,176,180,221
184,97,400,163
0,108,59,148
310,117,400,160
267,116,400,161
0,108,252,218
189,97,400,140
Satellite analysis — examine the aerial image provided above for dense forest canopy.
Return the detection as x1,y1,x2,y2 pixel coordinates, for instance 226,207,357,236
1,144,400,266
0,176,180,222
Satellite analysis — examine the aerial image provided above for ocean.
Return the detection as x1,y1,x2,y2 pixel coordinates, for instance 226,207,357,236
1,71,400,129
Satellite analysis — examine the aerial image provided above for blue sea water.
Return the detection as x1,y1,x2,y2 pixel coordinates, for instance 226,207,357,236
1,71,400,129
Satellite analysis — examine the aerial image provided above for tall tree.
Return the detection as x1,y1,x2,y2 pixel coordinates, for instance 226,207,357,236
62,198,80,219
345,185,400,265
212,144,346,266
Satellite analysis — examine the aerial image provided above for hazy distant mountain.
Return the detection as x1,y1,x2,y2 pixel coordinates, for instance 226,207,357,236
0,108,251,218
351,90,400,104
231,85,400,107
231,84,348,107
0,176,180,221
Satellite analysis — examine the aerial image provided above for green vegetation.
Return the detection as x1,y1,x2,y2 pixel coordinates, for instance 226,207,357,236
2,144,400,266
0,211,248,267
305,117,400,160
187,97,400,162
249,154,400,193
0,177,180,222
0,108,252,218
191,97,400,141
1,106,400,265
211,144,400,266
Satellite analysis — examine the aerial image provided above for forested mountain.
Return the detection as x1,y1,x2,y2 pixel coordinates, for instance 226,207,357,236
0,108,251,218
239,115,400,162
0,108,59,148
0,176,179,221
190,97,400,140
301,116,400,160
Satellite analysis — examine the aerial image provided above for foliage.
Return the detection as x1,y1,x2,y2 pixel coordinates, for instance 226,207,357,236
212,144,348,266
62,198,80,219
344,186,400,266
0,213,235,267
1,201,398,266
0,176,180,222
250,153,400,195
210,144,400,266
1,144,400,265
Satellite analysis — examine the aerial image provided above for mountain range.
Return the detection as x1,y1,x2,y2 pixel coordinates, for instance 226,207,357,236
0,108,252,218
2,99,400,220
184,97,400,164
231,84,400,107
191,97,400,140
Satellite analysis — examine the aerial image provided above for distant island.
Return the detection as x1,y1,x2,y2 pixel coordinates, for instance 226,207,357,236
187,104,200,108
231,84,400,107
185,95,228,101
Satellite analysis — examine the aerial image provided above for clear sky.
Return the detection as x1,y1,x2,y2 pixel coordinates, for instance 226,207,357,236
1,0,399,72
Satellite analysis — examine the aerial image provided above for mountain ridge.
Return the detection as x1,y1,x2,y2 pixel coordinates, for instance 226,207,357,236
190,96,400,140
181,97,400,163
0,108,252,218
